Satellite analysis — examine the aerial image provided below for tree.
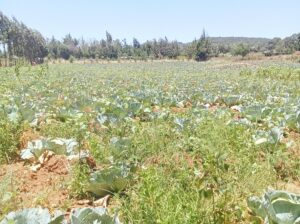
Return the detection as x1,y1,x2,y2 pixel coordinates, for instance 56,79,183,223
169,40,180,59
59,44,71,60
113,39,122,58
23,29,48,64
132,38,145,59
232,43,250,57
63,34,80,58
121,39,132,58
0,12,10,65
47,36,60,59
133,38,141,49
296,34,300,51
0,11,47,65
106,31,112,45
193,30,212,61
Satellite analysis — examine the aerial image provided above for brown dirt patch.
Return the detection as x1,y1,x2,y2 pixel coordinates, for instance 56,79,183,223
185,101,193,108
233,112,242,121
170,107,190,113
282,131,300,157
278,181,300,194
170,101,193,114
152,105,161,113
0,155,71,209
206,103,223,113
144,155,168,166
88,120,109,133
293,51,300,56
172,152,202,169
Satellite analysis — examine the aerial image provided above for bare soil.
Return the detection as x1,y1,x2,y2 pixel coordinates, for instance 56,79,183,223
0,155,72,210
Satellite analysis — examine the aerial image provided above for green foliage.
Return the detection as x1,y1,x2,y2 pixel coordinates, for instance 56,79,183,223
70,162,91,199
121,120,277,223
232,43,250,57
86,165,133,197
0,208,64,224
0,118,22,164
187,30,212,61
2,10,300,64
248,190,300,223
0,207,120,224
0,172,19,219
70,207,120,224
1,60,300,223
69,55,75,63
0,11,47,65
240,66,300,81
20,138,78,160
195,30,212,61
40,122,78,139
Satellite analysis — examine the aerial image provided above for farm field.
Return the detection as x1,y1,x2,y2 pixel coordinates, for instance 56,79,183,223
0,59,300,223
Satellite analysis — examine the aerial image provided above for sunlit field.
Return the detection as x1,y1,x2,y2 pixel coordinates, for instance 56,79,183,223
0,59,299,223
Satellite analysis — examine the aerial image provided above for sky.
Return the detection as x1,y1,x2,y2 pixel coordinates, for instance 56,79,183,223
0,0,299,43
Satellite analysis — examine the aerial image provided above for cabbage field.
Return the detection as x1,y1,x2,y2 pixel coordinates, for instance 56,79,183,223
0,59,300,223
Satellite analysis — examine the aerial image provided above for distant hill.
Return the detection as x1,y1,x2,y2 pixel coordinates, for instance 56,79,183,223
209,37,271,46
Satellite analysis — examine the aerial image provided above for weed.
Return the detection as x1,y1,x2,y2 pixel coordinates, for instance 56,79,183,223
0,118,23,164
69,161,91,199
0,171,19,219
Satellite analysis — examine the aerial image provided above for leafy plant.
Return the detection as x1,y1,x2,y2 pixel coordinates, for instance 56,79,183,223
0,207,121,224
86,166,132,197
0,172,18,219
70,207,120,224
0,208,65,224
248,190,300,224
20,138,78,161
0,118,22,163
69,162,91,199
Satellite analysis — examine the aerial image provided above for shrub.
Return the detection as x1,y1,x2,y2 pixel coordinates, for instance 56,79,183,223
232,43,250,57
69,55,75,63
69,162,91,199
0,119,22,164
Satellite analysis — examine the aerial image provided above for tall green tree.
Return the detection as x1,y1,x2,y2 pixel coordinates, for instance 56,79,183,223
0,11,47,65
187,30,212,61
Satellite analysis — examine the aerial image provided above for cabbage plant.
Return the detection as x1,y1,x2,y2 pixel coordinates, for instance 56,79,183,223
248,190,300,224
0,208,65,224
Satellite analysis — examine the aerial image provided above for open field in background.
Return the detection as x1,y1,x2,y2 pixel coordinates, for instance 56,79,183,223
0,58,300,223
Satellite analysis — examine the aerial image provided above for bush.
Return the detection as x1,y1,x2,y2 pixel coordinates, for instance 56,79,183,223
69,56,75,63
69,162,91,199
232,43,250,57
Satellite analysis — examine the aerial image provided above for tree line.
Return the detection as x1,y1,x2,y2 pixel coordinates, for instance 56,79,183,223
47,32,181,61
0,12,47,66
1,11,300,65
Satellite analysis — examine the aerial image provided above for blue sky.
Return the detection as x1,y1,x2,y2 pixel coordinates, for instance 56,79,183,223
0,0,299,42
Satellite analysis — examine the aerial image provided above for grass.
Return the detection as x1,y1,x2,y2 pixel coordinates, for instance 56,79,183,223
0,171,19,219
120,118,277,223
